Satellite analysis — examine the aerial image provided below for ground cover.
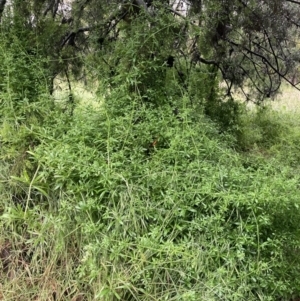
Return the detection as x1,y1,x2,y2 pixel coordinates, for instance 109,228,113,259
1,85,300,301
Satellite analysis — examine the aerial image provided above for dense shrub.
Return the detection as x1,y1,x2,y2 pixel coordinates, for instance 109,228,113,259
17,94,299,300
1,9,300,301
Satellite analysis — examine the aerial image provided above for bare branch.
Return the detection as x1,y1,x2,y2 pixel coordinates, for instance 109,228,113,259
199,57,218,66
61,27,91,48
285,0,300,5
166,7,186,18
227,39,300,91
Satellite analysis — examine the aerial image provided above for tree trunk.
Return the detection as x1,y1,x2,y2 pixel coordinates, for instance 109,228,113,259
0,0,7,22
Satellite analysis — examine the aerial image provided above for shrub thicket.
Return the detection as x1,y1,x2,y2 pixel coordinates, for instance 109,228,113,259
1,10,300,301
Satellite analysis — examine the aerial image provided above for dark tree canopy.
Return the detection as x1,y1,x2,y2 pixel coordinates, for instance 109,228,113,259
1,0,300,103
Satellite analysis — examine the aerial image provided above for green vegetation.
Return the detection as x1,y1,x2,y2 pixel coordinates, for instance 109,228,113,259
2,1,300,300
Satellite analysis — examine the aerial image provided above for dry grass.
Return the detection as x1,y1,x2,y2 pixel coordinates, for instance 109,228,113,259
0,231,86,301
53,78,101,108
268,84,300,114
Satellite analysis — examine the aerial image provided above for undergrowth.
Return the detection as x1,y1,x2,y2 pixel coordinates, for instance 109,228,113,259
1,93,300,300
1,20,300,301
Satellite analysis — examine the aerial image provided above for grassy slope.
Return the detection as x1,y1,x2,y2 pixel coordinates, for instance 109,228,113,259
1,88,300,301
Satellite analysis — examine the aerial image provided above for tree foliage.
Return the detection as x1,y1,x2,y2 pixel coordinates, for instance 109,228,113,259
1,0,300,103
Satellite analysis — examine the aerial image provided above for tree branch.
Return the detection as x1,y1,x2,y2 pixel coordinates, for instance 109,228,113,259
166,7,186,18
60,27,91,48
199,57,218,66
227,38,300,91
285,0,300,5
